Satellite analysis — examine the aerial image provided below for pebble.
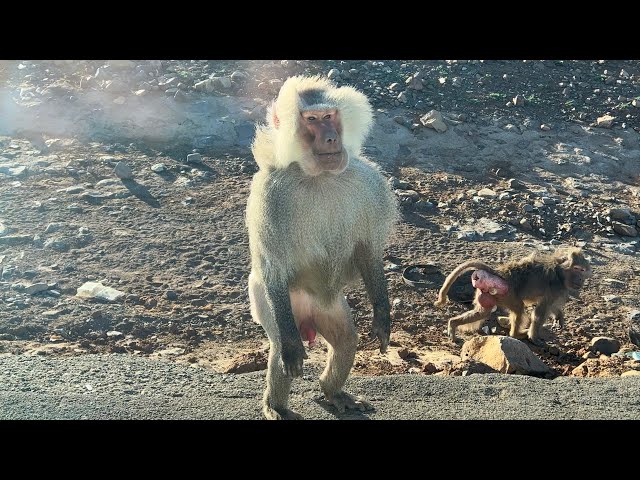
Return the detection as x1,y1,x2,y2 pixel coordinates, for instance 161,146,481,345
210,76,232,90
151,163,166,173
498,192,511,200
186,153,202,164
63,186,85,194
43,238,69,251
513,95,525,106
0,222,12,236
388,176,410,189
68,204,83,213
229,71,248,84
420,110,447,133
395,190,419,203
603,278,626,288
609,208,636,224
507,178,525,190
327,69,340,80
414,200,435,211
113,161,133,180
477,188,497,198
602,294,621,303
596,115,615,128
519,219,532,230
165,290,178,301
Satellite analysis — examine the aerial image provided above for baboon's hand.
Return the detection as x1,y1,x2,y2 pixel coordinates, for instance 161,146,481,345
370,311,391,354
280,341,307,378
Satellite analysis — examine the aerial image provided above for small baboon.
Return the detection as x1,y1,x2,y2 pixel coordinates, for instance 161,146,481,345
246,75,397,420
434,247,591,345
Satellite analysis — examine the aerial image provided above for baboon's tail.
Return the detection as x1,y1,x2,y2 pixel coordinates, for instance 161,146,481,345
434,261,496,307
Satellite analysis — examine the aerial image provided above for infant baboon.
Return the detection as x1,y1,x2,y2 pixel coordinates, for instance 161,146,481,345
434,247,591,345
246,75,397,420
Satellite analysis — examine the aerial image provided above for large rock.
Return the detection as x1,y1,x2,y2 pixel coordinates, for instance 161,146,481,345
609,208,636,225
590,336,621,355
612,221,638,237
461,336,550,375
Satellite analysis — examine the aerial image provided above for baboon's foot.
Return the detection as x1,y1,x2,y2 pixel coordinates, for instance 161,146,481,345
447,325,457,342
326,391,373,413
263,405,303,420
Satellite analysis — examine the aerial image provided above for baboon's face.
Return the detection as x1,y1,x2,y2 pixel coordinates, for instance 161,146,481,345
299,108,348,175
566,255,592,291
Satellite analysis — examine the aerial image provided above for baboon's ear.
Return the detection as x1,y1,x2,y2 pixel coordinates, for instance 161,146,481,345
272,103,280,129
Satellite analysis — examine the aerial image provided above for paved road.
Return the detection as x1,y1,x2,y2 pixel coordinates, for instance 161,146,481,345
1,354,639,420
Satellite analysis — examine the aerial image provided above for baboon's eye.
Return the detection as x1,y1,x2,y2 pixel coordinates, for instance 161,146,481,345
307,116,316,122
323,114,331,120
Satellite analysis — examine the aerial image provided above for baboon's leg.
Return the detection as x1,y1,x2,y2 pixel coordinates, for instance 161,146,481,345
448,308,492,341
313,295,372,413
508,304,528,339
553,309,565,329
249,272,302,420
529,301,551,346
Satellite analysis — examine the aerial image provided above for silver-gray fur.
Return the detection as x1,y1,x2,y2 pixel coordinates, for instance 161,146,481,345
246,76,397,419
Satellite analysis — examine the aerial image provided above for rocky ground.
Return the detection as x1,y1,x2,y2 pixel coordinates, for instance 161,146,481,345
1,59,639,382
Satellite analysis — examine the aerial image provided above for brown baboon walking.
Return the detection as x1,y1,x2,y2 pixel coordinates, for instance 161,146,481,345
434,248,592,345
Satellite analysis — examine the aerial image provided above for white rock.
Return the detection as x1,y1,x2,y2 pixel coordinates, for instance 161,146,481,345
477,188,497,198
596,115,615,128
76,282,125,302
